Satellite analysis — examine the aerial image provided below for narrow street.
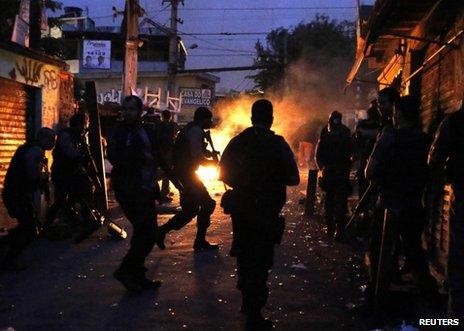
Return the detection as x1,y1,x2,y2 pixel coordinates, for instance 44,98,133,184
0,172,368,330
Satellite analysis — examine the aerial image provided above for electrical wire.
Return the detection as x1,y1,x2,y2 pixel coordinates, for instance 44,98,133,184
188,54,256,57
178,6,355,11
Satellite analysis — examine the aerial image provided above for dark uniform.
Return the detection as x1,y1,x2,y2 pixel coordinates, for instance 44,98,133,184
47,125,96,240
428,108,464,318
220,118,299,328
353,107,381,196
316,111,353,238
158,119,217,249
108,121,163,290
1,128,56,269
156,114,178,198
366,125,438,301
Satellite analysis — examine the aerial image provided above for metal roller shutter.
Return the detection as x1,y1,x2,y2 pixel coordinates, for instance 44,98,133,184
0,77,35,228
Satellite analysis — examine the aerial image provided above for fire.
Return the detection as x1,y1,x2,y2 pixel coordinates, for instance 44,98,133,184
195,92,318,188
196,165,219,182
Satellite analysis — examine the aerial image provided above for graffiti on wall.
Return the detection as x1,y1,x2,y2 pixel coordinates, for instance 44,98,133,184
98,88,122,104
43,69,58,90
15,58,43,85
59,72,75,126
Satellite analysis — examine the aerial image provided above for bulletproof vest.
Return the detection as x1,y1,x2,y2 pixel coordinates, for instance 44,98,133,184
110,124,160,195
356,119,381,159
157,122,177,147
380,127,431,198
320,125,352,170
2,144,34,204
446,110,464,186
51,127,82,176
173,122,203,172
232,128,287,200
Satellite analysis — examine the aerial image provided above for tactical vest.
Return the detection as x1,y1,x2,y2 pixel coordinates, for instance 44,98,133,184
173,122,203,173
51,127,82,178
379,127,431,206
2,144,35,207
229,127,288,209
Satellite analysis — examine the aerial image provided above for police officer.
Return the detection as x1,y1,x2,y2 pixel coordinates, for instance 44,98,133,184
156,109,179,202
365,95,438,303
428,106,464,318
220,99,299,330
315,111,353,240
377,87,400,128
353,104,381,196
47,112,98,242
157,107,218,251
108,95,179,292
1,128,56,270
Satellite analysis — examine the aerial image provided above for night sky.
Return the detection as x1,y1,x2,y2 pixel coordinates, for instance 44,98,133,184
53,0,371,91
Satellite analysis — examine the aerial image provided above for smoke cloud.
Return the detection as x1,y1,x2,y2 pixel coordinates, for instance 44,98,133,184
211,56,358,153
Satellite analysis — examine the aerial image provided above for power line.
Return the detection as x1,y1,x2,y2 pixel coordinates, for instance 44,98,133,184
177,26,251,54
86,4,354,21
188,54,255,57
179,6,355,11
180,32,269,36
196,46,255,53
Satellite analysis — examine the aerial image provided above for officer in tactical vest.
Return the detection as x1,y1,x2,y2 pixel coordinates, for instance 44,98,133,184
353,104,382,196
46,113,99,242
365,95,439,304
220,99,299,330
428,106,464,318
157,107,218,251
1,128,56,271
377,87,399,129
316,111,353,240
157,109,179,202
108,95,181,292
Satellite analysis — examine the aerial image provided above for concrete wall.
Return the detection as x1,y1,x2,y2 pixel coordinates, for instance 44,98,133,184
0,46,74,228
0,48,74,130
82,73,217,122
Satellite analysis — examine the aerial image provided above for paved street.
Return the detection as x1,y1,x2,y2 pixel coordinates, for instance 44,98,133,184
0,172,368,330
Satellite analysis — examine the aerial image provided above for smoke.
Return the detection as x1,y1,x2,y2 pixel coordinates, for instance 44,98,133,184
211,55,357,152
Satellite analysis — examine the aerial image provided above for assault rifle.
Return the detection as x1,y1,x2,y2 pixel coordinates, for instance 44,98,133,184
75,140,127,241
204,130,220,163
345,182,377,230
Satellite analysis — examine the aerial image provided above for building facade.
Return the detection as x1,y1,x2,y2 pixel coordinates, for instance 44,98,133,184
49,7,219,123
347,0,464,283
0,40,74,228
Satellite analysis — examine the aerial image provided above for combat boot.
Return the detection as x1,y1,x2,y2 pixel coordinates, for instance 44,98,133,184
156,227,166,250
245,313,274,330
113,269,143,292
193,239,219,251
139,277,162,290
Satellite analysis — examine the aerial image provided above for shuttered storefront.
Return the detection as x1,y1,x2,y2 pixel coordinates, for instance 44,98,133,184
0,77,35,228
420,16,464,281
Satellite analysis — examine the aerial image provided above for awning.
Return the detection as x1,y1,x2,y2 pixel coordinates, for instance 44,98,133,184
345,0,446,87
345,37,366,86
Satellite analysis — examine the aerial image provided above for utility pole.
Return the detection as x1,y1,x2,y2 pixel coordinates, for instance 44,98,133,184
163,0,183,105
123,0,142,97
